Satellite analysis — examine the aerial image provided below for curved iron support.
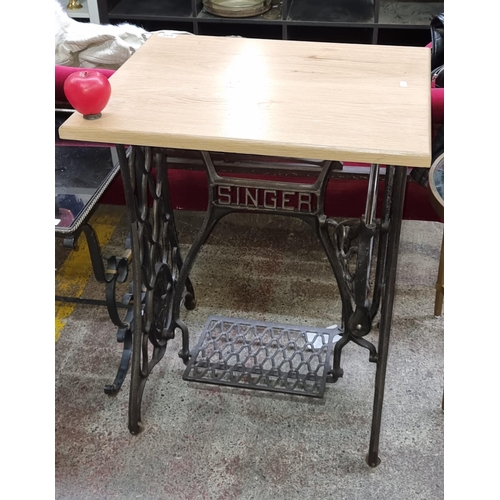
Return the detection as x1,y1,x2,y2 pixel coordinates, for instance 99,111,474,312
104,290,134,395
104,249,132,330
66,222,134,395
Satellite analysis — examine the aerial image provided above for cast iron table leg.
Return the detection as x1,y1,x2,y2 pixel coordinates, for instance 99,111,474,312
115,145,195,434
366,165,408,467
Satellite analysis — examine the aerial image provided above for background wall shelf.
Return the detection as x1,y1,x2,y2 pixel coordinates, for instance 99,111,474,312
78,0,444,45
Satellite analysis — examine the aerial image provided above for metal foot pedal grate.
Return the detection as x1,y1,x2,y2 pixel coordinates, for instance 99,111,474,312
183,316,338,397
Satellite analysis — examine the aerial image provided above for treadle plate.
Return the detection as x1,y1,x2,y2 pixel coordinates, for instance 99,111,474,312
183,316,337,397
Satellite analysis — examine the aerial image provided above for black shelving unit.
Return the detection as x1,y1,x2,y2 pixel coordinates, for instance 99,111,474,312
101,0,443,46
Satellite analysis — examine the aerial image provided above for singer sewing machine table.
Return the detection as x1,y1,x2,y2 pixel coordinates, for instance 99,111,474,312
60,33,431,467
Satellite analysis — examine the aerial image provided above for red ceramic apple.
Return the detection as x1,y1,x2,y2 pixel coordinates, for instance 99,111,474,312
63,70,111,120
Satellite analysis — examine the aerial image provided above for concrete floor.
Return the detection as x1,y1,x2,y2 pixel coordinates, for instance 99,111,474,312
55,206,444,500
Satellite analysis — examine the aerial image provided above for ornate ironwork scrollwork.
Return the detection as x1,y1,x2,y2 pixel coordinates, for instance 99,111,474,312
116,145,195,434
326,218,362,299
321,216,380,382
59,222,134,396
319,165,400,381
144,263,174,347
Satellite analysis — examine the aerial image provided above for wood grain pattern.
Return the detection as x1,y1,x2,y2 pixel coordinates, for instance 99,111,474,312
59,34,431,167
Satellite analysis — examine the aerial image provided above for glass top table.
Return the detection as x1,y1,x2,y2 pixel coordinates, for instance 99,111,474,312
55,134,119,235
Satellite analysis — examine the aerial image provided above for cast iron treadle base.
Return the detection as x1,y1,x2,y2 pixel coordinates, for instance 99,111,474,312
183,316,337,397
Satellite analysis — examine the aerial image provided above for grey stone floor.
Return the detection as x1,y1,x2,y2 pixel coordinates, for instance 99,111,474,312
55,207,444,500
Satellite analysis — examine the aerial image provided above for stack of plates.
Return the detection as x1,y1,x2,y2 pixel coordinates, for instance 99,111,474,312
203,0,272,18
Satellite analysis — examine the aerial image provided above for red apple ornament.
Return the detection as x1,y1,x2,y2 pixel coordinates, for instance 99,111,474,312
63,70,111,120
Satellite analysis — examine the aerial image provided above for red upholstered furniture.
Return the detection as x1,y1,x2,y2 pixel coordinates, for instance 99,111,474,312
431,88,444,124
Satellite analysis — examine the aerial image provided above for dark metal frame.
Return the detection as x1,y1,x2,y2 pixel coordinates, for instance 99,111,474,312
115,144,407,467
56,222,134,396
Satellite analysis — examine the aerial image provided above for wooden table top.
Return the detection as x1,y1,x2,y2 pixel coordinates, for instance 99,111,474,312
59,34,431,168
